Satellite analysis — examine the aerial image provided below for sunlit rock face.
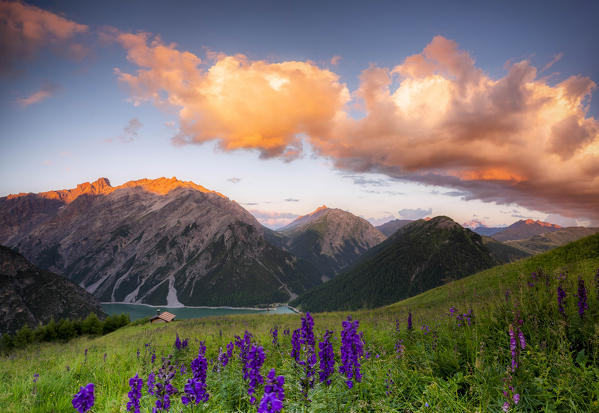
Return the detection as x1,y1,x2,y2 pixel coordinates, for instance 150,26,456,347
0,178,320,306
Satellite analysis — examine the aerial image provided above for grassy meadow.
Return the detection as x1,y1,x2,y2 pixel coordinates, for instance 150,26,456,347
1,234,599,412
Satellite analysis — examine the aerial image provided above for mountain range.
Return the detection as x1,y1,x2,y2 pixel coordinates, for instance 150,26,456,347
2,177,595,313
0,177,322,306
291,216,525,311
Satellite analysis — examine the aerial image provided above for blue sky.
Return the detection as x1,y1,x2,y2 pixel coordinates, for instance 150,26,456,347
1,0,598,227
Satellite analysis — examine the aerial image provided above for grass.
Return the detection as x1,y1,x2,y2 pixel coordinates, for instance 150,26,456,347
1,234,599,412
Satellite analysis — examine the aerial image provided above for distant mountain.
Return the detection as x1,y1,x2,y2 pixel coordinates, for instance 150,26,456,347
375,219,413,237
0,177,321,307
492,219,562,242
291,216,502,312
504,227,599,255
462,219,505,236
0,246,106,335
276,206,385,280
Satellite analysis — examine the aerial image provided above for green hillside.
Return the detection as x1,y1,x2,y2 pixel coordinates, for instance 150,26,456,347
1,234,599,412
291,216,502,312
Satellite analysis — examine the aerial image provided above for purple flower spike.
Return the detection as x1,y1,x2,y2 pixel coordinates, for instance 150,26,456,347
509,325,518,372
318,330,335,385
577,277,588,318
258,369,285,413
72,383,95,413
407,312,413,330
126,374,143,413
339,316,364,388
557,285,566,315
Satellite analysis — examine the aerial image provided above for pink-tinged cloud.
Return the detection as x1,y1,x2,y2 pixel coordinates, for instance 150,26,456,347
330,55,342,65
0,1,89,72
17,82,60,106
115,34,599,223
249,209,299,229
112,31,349,159
541,52,564,73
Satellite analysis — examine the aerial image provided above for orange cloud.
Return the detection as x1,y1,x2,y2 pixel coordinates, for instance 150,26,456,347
0,1,88,72
114,32,349,158
115,34,599,222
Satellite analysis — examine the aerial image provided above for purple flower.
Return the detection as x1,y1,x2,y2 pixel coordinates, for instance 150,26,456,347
151,351,156,364
33,373,39,383
502,401,510,412
126,374,143,413
258,368,285,413
421,324,430,335
291,329,302,363
72,383,95,413
318,330,335,385
147,372,156,396
513,393,520,404
270,327,278,346
283,328,290,336
235,331,253,365
154,357,178,411
407,312,413,330
518,329,526,350
448,306,457,317
339,316,364,388
244,345,265,404
174,334,188,351
136,348,140,360
395,339,405,358
292,313,317,396
577,277,589,318
181,378,209,405
557,285,566,315
509,325,518,372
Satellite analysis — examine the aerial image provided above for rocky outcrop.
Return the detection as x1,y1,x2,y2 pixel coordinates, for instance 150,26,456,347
0,178,320,306
0,246,106,335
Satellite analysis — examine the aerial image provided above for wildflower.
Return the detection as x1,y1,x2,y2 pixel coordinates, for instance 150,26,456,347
448,306,457,317
407,312,413,330
557,285,566,315
154,357,178,411
292,313,317,396
126,374,143,413
518,329,526,350
421,324,430,335
384,369,394,396
395,339,405,358
339,316,364,388
513,393,520,404
258,368,285,413
72,383,94,413
244,345,265,404
183,344,210,406
33,373,39,383
151,351,156,364
291,329,302,363
577,277,589,318
180,363,186,375
318,330,335,385
270,327,278,346
395,319,400,332
502,401,510,412
147,372,156,396
509,324,518,371
235,331,253,365
174,334,188,351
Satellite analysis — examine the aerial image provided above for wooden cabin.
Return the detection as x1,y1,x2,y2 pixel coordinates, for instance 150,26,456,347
150,310,176,324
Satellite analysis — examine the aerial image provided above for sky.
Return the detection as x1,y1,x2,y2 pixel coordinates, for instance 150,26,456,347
1,0,598,228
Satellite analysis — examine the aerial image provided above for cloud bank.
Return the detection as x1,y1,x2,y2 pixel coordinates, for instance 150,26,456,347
108,31,599,223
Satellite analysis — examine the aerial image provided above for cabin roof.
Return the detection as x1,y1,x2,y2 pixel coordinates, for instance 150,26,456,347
150,311,176,322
